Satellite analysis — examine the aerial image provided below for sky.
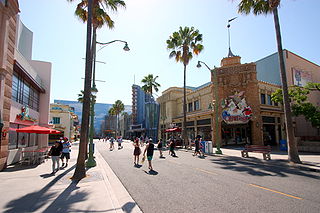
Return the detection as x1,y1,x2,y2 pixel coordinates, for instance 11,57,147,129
19,0,320,105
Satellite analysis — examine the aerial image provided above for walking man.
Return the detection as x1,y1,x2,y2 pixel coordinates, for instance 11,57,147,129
61,137,71,167
193,135,204,157
157,139,164,158
143,138,155,171
168,139,176,157
48,141,62,175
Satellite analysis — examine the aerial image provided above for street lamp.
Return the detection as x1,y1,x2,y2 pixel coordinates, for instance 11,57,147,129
197,61,222,154
86,85,98,167
86,39,130,168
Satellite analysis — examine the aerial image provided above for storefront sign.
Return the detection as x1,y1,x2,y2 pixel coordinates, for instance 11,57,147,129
16,106,37,122
221,91,252,124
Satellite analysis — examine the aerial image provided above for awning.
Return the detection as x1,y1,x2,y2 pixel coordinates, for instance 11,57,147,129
16,125,61,134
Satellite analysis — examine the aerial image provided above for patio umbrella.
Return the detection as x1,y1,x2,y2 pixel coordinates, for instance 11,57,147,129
16,125,61,134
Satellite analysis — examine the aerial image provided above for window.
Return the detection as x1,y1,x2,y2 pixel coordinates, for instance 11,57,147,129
53,117,61,124
188,103,193,112
11,73,40,111
267,95,272,105
9,124,38,150
194,100,200,111
260,93,266,104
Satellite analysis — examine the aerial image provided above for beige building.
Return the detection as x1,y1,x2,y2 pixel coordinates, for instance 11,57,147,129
49,103,79,141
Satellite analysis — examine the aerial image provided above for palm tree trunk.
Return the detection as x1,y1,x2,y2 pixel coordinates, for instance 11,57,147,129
183,64,188,148
72,0,93,180
273,8,301,163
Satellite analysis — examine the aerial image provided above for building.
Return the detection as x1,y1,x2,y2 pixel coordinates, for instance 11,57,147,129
1,13,52,168
130,84,160,140
158,50,319,149
49,103,79,142
0,0,19,170
103,114,117,138
119,112,132,139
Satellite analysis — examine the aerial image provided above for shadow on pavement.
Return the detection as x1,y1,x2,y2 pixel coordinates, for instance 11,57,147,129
210,156,320,179
3,165,89,213
122,201,137,213
3,163,39,172
144,170,158,175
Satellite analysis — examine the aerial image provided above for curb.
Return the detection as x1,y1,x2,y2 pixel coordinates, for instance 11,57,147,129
95,145,143,213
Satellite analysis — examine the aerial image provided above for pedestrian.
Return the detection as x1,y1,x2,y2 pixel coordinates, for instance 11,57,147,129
168,139,176,157
61,137,71,167
143,138,155,171
117,136,123,149
109,137,115,151
133,138,141,166
193,135,204,157
140,135,144,147
157,139,164,158
48,141,62,174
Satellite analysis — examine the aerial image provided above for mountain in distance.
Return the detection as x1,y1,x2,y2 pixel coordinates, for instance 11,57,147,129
54,100,132,134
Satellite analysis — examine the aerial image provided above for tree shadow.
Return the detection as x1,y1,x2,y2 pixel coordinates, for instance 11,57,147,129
210,156,320,179
3,165,88,213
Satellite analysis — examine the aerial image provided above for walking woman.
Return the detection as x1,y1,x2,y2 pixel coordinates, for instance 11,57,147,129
157,139,164,158
48,141,62,175
168,139,176,157
133,138,141,166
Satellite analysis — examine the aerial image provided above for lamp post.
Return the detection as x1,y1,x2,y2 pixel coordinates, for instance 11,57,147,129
86,39,130,168
197,61,222,154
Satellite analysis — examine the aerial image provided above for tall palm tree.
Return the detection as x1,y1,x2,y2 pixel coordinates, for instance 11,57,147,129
237,0,301,163
110,100,125,138
166,26,204,148
67,0,126,180
141,74,161,95
77,90,96,104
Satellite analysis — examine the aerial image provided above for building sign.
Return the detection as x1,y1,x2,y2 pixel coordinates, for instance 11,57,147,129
221,91,253,124
16,106,37,122
292,68,312,87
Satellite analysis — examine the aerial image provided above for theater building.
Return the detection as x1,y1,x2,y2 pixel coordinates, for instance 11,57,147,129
158,50,319,148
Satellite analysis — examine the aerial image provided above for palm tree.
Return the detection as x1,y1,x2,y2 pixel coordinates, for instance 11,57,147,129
141,74,161,95
237,0,301,163
110,100,125,138
67,0,126,180
166,26,204,148
77,90,96,104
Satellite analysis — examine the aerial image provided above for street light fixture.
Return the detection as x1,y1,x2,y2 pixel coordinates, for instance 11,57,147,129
86,39,130,168
197,61,222,154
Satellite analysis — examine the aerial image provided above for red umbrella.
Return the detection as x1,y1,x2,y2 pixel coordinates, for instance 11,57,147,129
16,125,61,134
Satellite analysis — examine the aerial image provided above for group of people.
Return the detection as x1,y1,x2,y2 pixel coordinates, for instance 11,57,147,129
48,137,71,175
106,136,123,151
132,137,177,171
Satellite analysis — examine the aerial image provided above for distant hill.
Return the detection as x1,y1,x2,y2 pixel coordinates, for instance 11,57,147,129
54,100,132,134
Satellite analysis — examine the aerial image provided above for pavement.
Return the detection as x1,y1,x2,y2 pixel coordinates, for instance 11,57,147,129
0,141,142,213
178,145,320,172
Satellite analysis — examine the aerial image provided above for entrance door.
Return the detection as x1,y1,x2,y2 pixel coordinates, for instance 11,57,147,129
263,124,276,146
221,123,251,145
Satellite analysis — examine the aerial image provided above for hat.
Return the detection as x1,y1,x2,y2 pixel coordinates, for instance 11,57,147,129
60,137,63,140
196,135,202,139
63,137,68,141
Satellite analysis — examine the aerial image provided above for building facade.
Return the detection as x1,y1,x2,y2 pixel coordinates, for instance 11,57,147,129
2,14,52,168
130,84,160,140
158,50,319,150
0,0,19,170
49,103,79,142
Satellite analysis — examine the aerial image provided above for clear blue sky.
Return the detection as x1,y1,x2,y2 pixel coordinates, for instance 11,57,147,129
19,0,320,105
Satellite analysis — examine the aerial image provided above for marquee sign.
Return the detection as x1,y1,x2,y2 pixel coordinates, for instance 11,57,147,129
221,91,252,124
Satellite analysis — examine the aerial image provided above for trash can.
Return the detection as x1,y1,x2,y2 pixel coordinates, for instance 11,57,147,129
200,141,206,153
206,141,213,154
279,140,287,151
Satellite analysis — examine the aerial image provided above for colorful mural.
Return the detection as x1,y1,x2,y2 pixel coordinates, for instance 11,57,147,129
16,106,37,122
221,91,252,124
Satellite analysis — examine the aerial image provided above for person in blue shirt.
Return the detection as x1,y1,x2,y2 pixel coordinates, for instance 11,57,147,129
60,137,71,167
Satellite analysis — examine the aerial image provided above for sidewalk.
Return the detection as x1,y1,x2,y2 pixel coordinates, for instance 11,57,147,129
0,142,142,213
181,146,320,172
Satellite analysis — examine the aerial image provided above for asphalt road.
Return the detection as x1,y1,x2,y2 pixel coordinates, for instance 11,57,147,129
97,140,320,213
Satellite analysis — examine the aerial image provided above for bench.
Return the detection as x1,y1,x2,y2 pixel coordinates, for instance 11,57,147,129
241,145,271,160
